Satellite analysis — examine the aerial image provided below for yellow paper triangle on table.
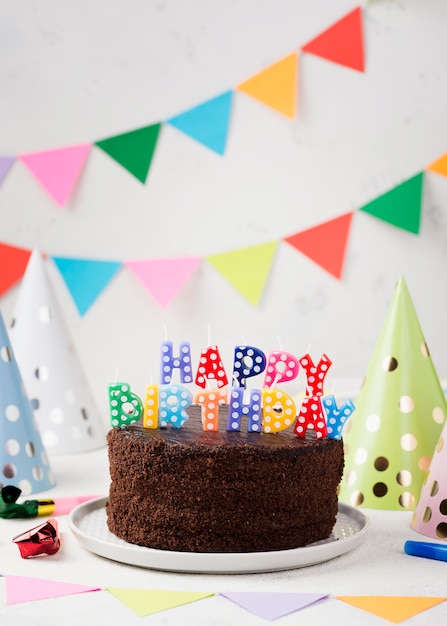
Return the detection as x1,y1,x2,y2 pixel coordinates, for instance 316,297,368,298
106,588,214,617
337,595,446,623
237,52,298,118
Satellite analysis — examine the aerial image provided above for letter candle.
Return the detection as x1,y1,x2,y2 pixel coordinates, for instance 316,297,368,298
108,341,354,438
195,345,228,388
294,354,332,439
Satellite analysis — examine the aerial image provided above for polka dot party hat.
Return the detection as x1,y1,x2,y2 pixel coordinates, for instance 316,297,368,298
412,416,447,540
0,310,55,494
9,249,106,455
339,276,446,510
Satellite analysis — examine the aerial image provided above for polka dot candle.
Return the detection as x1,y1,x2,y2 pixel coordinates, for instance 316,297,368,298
0,312,55,495
339,277,446,510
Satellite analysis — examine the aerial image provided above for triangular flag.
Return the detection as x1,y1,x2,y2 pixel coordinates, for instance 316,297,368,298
284,212,353,279
126,257,201,308
106,589,213,617
237,52,298,119
51,257,122,316
427,153,447,177
336,596,446,623
95,123,162,183
0,156,15,185
359,173,424,234
18,144,91,207
301,6,365,72
167,91,233,155
206,241,277,305
6,575,100,604
220,592,328,621
0,242,32,296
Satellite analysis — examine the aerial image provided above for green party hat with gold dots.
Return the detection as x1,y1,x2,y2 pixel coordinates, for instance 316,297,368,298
339,276,446,510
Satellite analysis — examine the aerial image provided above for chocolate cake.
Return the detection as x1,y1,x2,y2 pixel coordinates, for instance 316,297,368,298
107,405,344,553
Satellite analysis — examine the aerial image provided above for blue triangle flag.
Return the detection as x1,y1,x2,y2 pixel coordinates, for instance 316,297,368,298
167,90,233,155
51,257,122,316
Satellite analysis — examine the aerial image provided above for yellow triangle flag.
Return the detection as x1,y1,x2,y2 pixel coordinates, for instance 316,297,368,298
337,596,446,623
237,53,298,118
106,588,214,617
206,241,278,306
427,153,447,177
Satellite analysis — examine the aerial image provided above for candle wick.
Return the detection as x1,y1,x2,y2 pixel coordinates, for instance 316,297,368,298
207,323,212,347
114,368,119,383
163,324,168,341
276,335,283,351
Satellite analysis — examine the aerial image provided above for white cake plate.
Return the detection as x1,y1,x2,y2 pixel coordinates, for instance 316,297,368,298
68,497,368,574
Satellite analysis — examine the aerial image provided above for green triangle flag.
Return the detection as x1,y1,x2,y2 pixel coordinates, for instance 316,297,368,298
359,173,423,234
95,123,162,183
339,276,446,510
206,241,277,306
106,589,213,617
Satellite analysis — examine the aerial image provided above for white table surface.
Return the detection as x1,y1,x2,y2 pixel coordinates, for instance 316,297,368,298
1,446,447,626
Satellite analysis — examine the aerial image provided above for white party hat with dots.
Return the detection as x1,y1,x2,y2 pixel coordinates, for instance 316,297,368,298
9,249,106,455
339,276,446,511
412,417,447,540
0,310,55,494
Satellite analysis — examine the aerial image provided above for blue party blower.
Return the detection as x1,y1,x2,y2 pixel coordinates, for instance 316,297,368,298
404,540,447,563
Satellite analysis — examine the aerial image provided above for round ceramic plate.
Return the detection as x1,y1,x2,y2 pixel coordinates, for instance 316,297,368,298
68,497,368,574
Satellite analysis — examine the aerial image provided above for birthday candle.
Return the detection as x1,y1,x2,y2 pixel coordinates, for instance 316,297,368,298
194,387,228,431
227,387,263,432
322,395,355,440
143,384,159,429
294,354,332,439
263,351,300,388
160,341,193,384
232,345,266,388
159,384,192,429
109,383,143,428
262,388,296,433
195,345,228,389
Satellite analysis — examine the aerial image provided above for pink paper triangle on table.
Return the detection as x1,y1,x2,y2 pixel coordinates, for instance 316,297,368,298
5,575,101,604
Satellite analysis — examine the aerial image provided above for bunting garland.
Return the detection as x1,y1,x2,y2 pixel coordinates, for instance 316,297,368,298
0,6,364,205
0,5,443,315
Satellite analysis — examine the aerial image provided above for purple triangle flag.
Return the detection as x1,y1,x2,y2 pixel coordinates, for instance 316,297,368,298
220,591,328,620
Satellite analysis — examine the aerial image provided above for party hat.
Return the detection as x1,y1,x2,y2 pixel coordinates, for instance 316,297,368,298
0,311,55,494
412,416,447,539
9,250,106,454
339,277,446,510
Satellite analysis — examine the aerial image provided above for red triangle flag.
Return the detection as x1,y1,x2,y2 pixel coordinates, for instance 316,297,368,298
0,242,32,296
284,212,354,279
301,6,365,72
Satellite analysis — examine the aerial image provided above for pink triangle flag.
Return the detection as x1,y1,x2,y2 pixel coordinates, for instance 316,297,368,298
19,144,91,207
126,257,202,308
220,591,328,620
6,575,101,604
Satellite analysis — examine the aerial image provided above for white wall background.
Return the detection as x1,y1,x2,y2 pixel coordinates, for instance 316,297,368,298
1,0,447,421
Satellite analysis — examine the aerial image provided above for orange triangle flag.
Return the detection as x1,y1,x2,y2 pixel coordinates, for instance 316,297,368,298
337,596,446,623
427,153,447,177
0,242,32,296
301,6,365,72
284,212,353,279
237,52,298,119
